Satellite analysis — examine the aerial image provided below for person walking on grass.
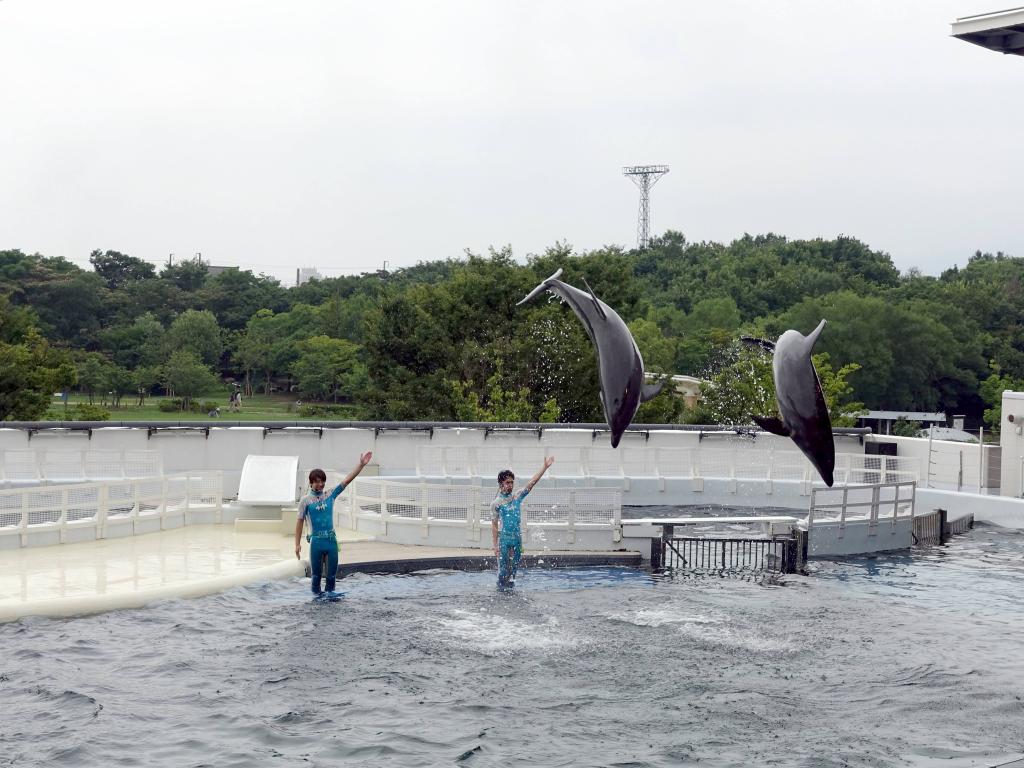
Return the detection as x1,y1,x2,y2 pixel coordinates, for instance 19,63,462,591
491,456,555,590
294,451,373,597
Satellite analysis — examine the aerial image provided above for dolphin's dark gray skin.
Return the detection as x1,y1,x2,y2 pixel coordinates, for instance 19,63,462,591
517,268,664,448
748,320,835,487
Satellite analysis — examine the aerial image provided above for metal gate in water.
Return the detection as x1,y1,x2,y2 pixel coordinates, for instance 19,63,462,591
659,536,800,575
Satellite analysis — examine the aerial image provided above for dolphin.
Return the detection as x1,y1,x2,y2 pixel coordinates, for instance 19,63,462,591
517,268,664,448
747,320,835,487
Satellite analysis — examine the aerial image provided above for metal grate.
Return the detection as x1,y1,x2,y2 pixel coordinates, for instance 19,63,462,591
661,536,797,574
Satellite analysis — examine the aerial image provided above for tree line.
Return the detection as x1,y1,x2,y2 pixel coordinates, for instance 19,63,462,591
1,233,1020,428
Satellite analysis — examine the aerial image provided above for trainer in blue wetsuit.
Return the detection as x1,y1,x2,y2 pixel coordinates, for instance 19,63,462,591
294,452,373,596
490,456,555,590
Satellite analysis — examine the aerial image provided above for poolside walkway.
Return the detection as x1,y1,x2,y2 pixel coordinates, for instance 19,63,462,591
0,525,641,623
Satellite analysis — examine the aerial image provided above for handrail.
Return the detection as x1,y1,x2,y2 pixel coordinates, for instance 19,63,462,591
0,471,224,547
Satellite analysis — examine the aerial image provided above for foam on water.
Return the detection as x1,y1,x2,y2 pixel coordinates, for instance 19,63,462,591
437,609,580,655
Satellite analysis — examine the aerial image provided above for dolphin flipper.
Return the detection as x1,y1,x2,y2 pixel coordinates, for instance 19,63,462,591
752,415,791,437
516,268,564,306
640,380,665,403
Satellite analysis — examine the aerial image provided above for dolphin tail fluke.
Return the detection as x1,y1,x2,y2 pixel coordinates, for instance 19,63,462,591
740,336,776,353
640,380,666,403
752,415,791,437
579,277,608,321
516,268,564,307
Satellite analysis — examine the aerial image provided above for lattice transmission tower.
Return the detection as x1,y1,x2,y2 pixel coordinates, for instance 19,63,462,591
622,165,669,249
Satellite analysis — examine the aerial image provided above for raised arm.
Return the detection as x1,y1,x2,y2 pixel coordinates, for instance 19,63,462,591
342,451,373,487
525,456,555,492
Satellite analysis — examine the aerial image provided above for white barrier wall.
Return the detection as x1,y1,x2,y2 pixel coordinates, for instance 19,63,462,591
864,435,999,495
1000,390,1024,498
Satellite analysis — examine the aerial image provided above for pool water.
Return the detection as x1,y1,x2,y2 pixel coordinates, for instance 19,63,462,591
2,526,1024,767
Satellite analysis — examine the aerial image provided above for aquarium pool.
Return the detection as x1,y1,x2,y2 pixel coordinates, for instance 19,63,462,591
2,526,1024,767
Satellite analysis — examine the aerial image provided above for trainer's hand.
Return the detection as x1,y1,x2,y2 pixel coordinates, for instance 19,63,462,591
360,451,373,466
544,456,555,469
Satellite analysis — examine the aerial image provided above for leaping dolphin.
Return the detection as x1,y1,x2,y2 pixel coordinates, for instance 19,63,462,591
747,320,835,487
517,268,664,448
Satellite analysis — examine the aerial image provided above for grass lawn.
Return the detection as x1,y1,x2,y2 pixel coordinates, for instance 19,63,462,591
45,393,363,422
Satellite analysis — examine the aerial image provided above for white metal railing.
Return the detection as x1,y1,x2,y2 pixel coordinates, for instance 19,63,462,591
807,480,916,530
413,445,919,491
0,448,163,486
0,471,223,546
340,476,622,540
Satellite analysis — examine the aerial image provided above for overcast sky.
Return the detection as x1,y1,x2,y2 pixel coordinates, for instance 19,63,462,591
1,1,1021,285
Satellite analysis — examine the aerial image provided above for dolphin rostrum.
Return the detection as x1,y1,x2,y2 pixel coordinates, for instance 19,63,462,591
517,268,664,448
747,320,835,487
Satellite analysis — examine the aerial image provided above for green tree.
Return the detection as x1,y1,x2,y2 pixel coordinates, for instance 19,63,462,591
0,301,72,421
165,309,222,367
163,351,219,410
133,365,163,406
291,336,363,402
89,249,156,289
891,417,922,437
813,352,866,427
687,346,774,425
979,361,1024,432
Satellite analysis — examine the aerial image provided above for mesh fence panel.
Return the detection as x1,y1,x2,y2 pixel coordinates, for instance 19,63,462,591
510,447,546,472
771,451,809,481
3,451,40,483
550,448,586,478
123,451,163,479
84,450,126,480
42,451,86,482
444,447,474,476
425,484,475,521
383,483,423,518
654,448,694,479
66,486,100,523
26,488,63,527
571,490,621,524
107,481,136,517
477,447,512,479
136,479,164,516
0,494,22,529
416,447,445,475
587,447,623,477
165,477,188,513
622,447,655,477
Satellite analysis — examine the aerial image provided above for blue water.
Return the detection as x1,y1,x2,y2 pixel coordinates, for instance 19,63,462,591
2,526,1024,767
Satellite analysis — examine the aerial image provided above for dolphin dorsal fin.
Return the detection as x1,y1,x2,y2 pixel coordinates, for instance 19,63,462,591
579,277,607,321
516,268,564,307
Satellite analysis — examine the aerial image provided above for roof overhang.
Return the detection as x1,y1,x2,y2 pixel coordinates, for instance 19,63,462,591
952,7,1024,55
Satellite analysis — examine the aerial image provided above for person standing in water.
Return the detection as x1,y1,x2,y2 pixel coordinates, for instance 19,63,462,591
491,456,555,590
294,451,373,597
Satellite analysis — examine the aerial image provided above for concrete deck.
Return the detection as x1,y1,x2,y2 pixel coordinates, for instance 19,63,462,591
0,525,642,623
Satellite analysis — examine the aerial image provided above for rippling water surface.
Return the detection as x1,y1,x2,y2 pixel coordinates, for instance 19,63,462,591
3,526,1024,767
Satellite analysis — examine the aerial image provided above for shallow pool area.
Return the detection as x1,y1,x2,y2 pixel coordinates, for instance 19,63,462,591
3,525,1024,767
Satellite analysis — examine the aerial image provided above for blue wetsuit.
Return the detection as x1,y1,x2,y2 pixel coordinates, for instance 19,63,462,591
298,483,345,594
491,487,529,589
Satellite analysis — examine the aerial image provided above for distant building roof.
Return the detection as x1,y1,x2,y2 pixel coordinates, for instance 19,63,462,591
952,7,1024,56
917,427,979,443
858,411,946,423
